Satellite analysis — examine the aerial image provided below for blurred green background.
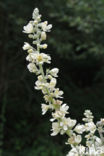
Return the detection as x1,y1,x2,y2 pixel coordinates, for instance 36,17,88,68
0,0,104,155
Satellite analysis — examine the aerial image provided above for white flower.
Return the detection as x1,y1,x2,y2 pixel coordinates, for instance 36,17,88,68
26,53,33,62
23,23,34,34
67,135,82,145
60,104,69,114
74,135,82,144
39,44,48,49
38,75,44,81
51,122,61,136
49,78,57,89
86,145,97,155
35,80,48,90
67,145,85,156
49,68,59,77
83,110,94,122
26,53,51,64
95,137,102,146
51,104,69,121
74,124,85,134
97,118,104,127
34,20,38,25
41,104,50,115
85,122,96,133
101,118,104,125
53,88,64,98
78,145,85,155
67,151,78,156
42,44,48,49
51,105,69,122
35,80,43,90
40,21,52,32
26,53,37,62
97,146,104,154
60,117,76,131
27,63,37,73
35,53,51,64
41,32,47,40
23,42,31,50
51,111,63,122
44,95,52,103
51,104,68,120
67,150,78,156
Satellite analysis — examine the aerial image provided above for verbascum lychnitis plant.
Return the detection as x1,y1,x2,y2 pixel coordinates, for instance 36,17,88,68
22,8,104,156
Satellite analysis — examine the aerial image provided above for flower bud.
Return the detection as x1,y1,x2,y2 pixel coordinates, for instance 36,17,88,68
34,20,38,25
42,44,48,49
28,49,33,53
41,32,47,40
28,34,34,38
37,15,41,22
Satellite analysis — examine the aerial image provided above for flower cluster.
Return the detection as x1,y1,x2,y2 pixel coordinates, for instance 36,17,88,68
23,8,104,156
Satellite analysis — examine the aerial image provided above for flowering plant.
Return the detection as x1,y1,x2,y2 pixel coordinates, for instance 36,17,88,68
22,8,104,156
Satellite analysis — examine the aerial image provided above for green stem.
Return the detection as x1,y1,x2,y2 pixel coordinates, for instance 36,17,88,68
39,64,45,79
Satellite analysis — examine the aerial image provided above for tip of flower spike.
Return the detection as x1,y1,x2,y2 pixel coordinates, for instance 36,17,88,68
34,8,39,12
32,8,41,20
33,8,39,15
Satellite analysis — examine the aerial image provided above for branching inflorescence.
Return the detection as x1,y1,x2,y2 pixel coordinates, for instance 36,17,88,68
22,8,104,156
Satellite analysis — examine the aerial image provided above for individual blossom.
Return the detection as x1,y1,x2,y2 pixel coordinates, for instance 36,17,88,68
41,104,50,115
35,80,48,91
100,118,104,125
26,53,51,64
60,117,76,132
35,53,51,64
53,88,64,98
41,32,47,40
49,78,57,89
86,145,101,156
39,21,52,32
74,124,85,134
50,111,64,122
59,104,69,115
67,145,85,156
26,51,39,62
67,134,82,145
51,122,61,136
43,94,53,103
23,42,31,50
39,44,48,49
23,22,34,34
85,122,96,133
50,104,69,121
35,77,56,92
27,63,38,73
97,146,104,155
49,68,59,77
95,136,102,147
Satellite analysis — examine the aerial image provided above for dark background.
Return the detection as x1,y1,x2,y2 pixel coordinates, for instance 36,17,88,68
0,0,104,155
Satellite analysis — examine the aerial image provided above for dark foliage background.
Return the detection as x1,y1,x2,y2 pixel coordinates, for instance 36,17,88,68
0,0,104,155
